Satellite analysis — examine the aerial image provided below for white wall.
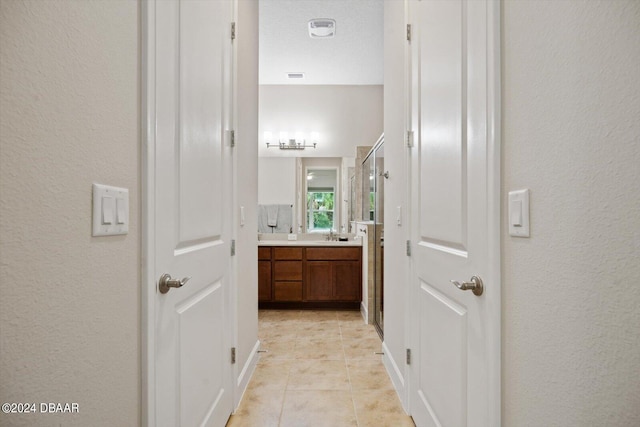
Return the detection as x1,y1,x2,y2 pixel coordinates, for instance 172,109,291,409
259,85,383,158
502,1,640,425
0,1,139,426
258,157,297,205
381,0,409,406
234,0,259,405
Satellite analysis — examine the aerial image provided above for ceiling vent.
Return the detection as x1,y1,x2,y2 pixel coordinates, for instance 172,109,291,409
287,72,305,79
308,19,336,38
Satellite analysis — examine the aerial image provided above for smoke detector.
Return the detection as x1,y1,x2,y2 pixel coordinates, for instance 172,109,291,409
308,19,336,38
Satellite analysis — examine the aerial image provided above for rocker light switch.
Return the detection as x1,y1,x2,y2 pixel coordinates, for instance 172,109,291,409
508,189,530,237
93,183,129,236
102,196,114,224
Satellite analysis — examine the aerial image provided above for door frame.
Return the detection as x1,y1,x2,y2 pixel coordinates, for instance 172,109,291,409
140,1,239,425
140,1,157,424
404,0,501,423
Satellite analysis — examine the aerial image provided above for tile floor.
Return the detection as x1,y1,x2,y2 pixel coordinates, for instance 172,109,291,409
226,310,415,427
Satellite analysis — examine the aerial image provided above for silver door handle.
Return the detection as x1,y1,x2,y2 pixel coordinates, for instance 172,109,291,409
159,273,191,294
450,276,484,296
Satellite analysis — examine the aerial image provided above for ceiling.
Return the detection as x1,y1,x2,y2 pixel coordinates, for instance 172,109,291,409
259,0,384,85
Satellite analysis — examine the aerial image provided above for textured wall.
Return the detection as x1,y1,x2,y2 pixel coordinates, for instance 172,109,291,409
502,1,640,425
0,1,140,426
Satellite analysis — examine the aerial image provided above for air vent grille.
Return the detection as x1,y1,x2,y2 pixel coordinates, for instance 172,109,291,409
308,19,336,38
287,72,305,79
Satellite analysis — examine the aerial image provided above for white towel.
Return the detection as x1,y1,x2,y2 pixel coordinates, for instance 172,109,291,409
266,205,279,227
274,205,293,233
257,205,272,233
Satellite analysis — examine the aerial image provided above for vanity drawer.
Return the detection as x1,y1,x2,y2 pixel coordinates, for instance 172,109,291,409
305,247,361,261
274,247,303,260
258,247,271,260
274,281,303,301
273,261,303,281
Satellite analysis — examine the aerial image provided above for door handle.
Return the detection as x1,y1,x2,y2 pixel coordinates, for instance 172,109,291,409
159,273,191,294
450,276,484,296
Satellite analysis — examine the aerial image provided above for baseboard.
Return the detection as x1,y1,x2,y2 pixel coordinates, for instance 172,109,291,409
382,341,408,413
360,302,369,324
234,339,260,411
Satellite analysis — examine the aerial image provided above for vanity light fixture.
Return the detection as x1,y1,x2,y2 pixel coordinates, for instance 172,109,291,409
264,131,318,150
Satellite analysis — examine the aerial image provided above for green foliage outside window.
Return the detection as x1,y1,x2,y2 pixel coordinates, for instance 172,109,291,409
307,191,335,231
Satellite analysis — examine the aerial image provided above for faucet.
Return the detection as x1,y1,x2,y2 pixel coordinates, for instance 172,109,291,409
326,229,336,241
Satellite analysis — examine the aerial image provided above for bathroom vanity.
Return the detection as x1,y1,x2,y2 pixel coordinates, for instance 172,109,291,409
258,241,362,309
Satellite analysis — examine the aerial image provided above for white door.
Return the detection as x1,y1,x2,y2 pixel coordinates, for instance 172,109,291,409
147,0,235,426
407,0,500,426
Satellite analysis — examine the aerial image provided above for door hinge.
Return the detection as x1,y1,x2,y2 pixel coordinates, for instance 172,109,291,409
406,24,412,42
406,349,411,365
231,347,236,364
406,240,411,257
231,22,236,40
406,130,414,148
230,130,235,147
231,239,236,256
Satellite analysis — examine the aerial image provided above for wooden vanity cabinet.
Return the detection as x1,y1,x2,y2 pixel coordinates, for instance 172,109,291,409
259,245,362,309
272,247,303,301
258,247,272,302
305,247,362,302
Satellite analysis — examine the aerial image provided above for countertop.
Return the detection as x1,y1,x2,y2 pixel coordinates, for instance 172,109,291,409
258,239,362,247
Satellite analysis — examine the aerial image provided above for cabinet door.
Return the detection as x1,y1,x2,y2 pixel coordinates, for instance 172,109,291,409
258,260,272,301
333,261,361,301
305,261,334,301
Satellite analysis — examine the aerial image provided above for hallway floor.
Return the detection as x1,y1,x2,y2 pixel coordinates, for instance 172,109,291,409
226,310,414,427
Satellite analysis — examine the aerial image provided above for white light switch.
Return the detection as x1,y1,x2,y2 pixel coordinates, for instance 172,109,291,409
116,197,127,224
396,206,402,226
509,200,522,227
93,183,129,236
102,196,114,224
508,189,530,237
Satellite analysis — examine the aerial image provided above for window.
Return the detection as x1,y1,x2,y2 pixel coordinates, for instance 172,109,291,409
307,189,335,232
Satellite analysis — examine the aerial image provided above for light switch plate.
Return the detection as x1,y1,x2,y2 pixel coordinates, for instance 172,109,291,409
508,189,530,237
93,183,129,236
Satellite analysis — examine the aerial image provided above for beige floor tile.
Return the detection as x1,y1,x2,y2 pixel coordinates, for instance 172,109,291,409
347,359,395,391
294,338,344,360
340,323,380,340
259,322,299,341
259,339,297,360
352,389,415,427
226,412,279,427
337,310,365,323
298,310,339,322
259,310,301,322
342,336,383,359
297,323,342,341
288,359,350,391
250,359,291,389
231,386,284,426
280,390,357,427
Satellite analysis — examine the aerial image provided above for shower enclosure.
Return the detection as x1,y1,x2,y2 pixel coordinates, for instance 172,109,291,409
362,136,384,337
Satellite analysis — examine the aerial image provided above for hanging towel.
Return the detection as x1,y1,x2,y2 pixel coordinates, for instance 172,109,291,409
274,205,293,233
266,205,279,227
258,205,272,233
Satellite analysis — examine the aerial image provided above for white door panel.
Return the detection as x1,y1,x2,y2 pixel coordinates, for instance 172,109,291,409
408,0,500,426
151,0,234,426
